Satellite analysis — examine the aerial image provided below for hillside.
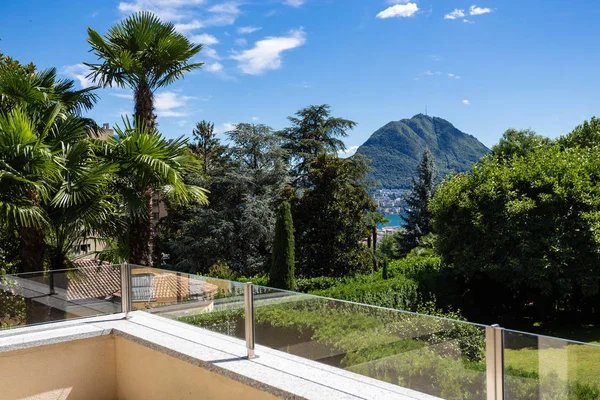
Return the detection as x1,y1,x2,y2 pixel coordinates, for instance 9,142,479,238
355,114,488,188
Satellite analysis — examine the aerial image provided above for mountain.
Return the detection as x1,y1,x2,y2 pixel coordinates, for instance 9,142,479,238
355,114,489,189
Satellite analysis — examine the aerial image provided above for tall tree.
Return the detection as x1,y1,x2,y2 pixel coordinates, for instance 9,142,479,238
269,201,295,290
491,128,551,161
0,66,98,273
86,12,203,130
294,154,376,277
165,123,287,275
398,148,436,255
103,118,208,265
279,105,356,187
190,120,226,176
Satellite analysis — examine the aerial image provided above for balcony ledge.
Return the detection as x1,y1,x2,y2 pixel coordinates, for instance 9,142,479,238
0,311,441,400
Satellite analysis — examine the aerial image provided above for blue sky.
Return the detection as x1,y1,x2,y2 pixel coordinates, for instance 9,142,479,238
1,0,600,153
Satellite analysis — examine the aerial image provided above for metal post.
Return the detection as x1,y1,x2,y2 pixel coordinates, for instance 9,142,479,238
244,282,256,359
486,324,504,400
121,263,132,316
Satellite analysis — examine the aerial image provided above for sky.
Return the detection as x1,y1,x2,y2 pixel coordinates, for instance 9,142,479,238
1,0,600,154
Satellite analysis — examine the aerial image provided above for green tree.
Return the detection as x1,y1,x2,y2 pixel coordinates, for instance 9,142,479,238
491,128,551,160
165,123,287,275
269,201,295,290
0,66,99,273
103,118,208,265
279,105,356,187
86,12,203,265
397,148,436,256
86,12,202,130
558,117,600,149
294,154,376,277
190,120,227,176
430,125,600,321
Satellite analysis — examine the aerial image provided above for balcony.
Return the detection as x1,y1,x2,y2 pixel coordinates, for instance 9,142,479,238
1,265,599,400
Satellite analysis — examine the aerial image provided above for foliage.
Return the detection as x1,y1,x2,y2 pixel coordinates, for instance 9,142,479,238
313,274,419,311
86,12,202,128
165,123,287,275
356,114,488,189
269,201,295,290
293,153,376,277
278,104,355,187
430,126,600,321
295,276,345,292
490,128,552,160
101,118,208,264
397,148,436,255
189,120,228,176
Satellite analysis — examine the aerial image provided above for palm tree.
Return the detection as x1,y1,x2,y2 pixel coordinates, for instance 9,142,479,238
102,118,208,266
0,67,99,273
85,12,203,130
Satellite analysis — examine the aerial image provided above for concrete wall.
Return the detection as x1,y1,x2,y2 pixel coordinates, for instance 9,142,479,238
0,336,279,400
114,336,278,400
0,336,116,400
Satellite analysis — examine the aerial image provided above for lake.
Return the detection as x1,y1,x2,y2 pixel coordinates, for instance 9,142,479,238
381,214,403,228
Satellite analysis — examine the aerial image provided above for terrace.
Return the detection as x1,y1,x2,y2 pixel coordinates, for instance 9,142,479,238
1,265,599,400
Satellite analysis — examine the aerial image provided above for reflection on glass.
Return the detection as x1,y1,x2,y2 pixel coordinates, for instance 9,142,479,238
0,265,123,329
504,329,600,400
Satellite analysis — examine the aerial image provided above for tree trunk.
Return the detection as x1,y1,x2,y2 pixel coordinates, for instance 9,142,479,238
372,226,377,254
134,81,156,131
134,81,156,265
19,226,45,273
129,193,154,266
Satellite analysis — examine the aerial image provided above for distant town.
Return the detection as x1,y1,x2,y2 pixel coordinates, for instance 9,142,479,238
372,189,405,216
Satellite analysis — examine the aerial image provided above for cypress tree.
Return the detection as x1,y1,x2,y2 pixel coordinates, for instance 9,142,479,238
398,148,436,255
269,201,295,290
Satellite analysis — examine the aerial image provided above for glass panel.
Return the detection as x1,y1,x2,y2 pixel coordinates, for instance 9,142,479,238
504,329,600,400
251,285,488,400
0,265,123,329
133,266,246,339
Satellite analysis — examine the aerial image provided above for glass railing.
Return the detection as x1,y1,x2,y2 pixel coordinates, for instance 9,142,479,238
4,264,600,400
0,264,123,329
503,329,600,399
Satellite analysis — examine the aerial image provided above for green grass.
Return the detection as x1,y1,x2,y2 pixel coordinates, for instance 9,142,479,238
505,341,600,387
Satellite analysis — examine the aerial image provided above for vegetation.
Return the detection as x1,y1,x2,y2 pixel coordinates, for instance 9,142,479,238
85,11,203,265
355,114,488,188
397,148,437,255
269,201,295,290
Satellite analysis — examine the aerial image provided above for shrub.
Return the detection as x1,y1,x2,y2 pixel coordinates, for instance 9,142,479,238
313,275,419,311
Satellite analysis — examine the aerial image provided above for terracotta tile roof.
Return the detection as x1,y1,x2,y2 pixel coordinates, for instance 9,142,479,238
66,262,121,301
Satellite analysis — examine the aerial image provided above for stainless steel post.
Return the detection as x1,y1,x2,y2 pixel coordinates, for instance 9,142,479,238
244,282,256,359
121,263,132,316
486,324,504,400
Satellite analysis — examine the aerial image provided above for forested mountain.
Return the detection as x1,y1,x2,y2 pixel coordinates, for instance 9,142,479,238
356,114,488,188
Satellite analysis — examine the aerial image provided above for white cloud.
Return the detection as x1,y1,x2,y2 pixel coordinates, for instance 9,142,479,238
112,92,134,99
235,38,248,46
284,0,305,7
430,55,443,61
177,120,188,127
155,91,194,117
214,122,237,133
338,145,359,158
205,62,223,72
61,64,94,88
447,73,461,79
470,5,492,15
462,100,471,105
202,47,221,59
118,0,206,21
237,26,262,34
231,29,306,75
208,2,240,15
190,33,219,45
463,19,475,24
376,3,419,19
444,9,465,20
252,116,259,121
424,70,441,76
174,20,203,34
